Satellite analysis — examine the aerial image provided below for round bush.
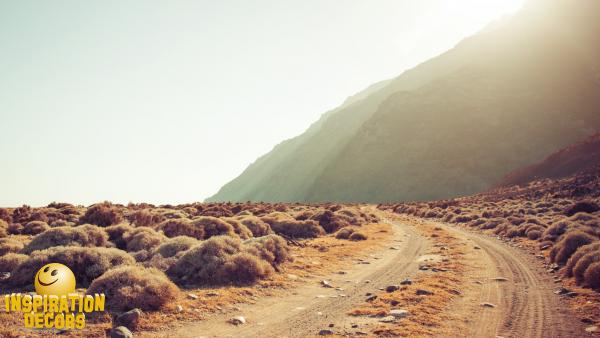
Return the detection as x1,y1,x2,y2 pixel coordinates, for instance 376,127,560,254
583,262,600,289
87,266,179,312
223,218,253,239
105,223,135,250
564,242,600,277
243,234,291,266
167,236,275,286
123,227,166,252
270,219,324,239
22,224,109,254
192,216,236,239
349,231,368,241
0,253,28,273
335,228,354,239
0,238,24,256
79,202,123,227
10,246,135,287
527,230,542,240
22,221,50,235
564,201,599,216
237,216,272,237
158,218,203,239
550,231,595,265
573,250,600,283
153,236,198,258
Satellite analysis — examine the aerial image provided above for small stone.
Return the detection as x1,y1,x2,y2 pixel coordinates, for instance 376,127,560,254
390,300,400,306
318,329,334,335
386,285,399,293
379,316,396,323
229,316,246,325
554,287,570,295
114,308,142,330
351,324,359,328
337,271,347,275
175,305,183,313
416,289,434,296
585,326,598,333
366,295,378,302
474,246,481,249
321,280,333,288
400,278,412,285
492,277,508,282
389,309,409,318
328,323,335,328
110,326,133,338
287,274,299,280
187,293,199,300
480,302,496,308
206,292,219,297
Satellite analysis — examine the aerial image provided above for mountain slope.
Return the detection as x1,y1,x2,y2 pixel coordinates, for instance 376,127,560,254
208,0,600,203
497,133,600,187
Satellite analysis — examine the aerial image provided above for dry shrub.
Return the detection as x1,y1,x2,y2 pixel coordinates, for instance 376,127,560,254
0,220,7,238
49,220,75,228
270,219,324,239
335,228,355,239
0,238,24,256
158,218,203,240
12,205,32,224
80,202,123,227
573,250,600,283
527,230,542,240
569,212,596,222
564,201,599,216
0,208,11,223
243,234,291,266
335,208,363,225
10,246,135,287
349,231,368,241
105,223,135,250
584,262,600,289
193,216,236,239
22,221,50,235
310,210,350,233
153,236,198,258
506,228,523,238
223,218,253,239
123,227,166,252
543,221,569,241
23,224,109,254
550,231,595,265
236,216,272,237
87,266,179,312
127,209,165,227
565,242,600,277
0,253,28,273
167,236,277,286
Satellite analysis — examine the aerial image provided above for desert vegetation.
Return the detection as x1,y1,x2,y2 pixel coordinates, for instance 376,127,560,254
0,201,380,335
379,166,600,290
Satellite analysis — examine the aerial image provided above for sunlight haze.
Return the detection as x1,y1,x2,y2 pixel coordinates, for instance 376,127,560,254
0,0,525,207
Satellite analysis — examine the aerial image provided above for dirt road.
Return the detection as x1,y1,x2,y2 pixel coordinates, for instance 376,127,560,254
172,220,428,338
169,216,590,338
437,222,589,338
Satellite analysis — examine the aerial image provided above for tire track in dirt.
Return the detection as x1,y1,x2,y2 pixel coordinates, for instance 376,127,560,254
171,221,428,338
441,224,590,338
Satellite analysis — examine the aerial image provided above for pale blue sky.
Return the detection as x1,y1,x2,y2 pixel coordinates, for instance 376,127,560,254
0,0,524,207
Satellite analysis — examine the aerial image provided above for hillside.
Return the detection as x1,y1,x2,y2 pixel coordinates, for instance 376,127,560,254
208,0,600,203
497,133,600,187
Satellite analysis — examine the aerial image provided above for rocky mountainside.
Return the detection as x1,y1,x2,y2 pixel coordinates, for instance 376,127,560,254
208,0,600,203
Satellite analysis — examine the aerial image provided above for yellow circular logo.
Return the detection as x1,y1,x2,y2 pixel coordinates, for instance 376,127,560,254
34,263,76,296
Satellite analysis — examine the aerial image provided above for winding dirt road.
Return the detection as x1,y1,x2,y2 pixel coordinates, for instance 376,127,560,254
173,220,428,338
168,215,591,338
440,222,589,338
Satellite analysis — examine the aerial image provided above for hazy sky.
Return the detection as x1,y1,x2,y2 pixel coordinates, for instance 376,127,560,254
0,0,524,207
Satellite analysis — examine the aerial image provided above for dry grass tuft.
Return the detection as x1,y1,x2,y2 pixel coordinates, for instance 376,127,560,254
80,202,123,227
22,224,109,254
87,266,179,312
10,246,135,287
